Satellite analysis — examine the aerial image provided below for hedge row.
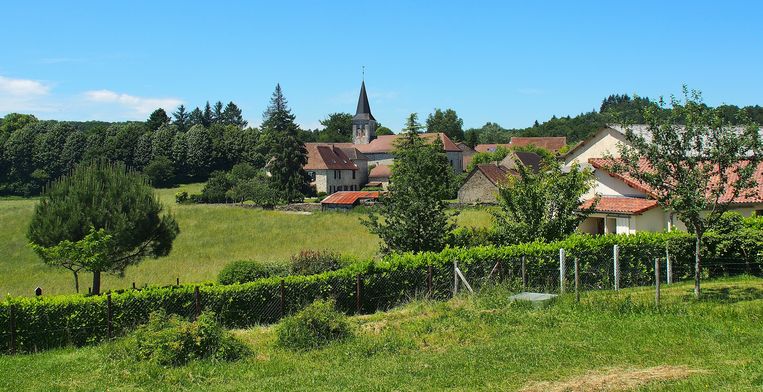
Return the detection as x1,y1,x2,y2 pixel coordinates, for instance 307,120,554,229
2,231,761,354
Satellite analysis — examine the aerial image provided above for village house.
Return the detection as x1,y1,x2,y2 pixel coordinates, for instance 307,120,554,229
474,136,567,154
457,151,542,204
355,132,464,174
304,143,368,194
570,125,763,235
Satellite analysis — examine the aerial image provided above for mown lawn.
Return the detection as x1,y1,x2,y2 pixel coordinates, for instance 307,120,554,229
0,184,493,296
1,277,761,391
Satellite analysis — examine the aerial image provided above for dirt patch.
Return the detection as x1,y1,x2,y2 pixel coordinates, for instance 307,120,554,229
519,365,705,392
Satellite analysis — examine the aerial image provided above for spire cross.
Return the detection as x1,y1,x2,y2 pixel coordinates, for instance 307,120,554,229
362,65,365,81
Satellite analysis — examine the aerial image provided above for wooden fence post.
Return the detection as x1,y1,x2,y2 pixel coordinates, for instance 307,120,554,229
453,261,459,296
355,274,362,314
8,304,15,354
666,248,672,285
521,256,527,291
427,265,433,296
194,286,201,320
655,257,661,307
176,277,180,286
106,293,113,339
574,258,580,303
559,249,566,294
279,279,285,318
613,245,620,291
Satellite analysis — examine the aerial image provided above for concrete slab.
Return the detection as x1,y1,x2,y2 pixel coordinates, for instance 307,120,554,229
509,292,558,307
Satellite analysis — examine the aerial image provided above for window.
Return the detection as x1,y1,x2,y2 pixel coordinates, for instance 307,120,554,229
338,170,342,179
352,170,356,179
329,186,334,194
333,170,337,179
307,171,316,182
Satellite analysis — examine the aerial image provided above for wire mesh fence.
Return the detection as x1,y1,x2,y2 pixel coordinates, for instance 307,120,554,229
3,247,762,354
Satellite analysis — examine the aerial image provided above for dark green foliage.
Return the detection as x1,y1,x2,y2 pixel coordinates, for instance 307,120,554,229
117,311,250,366
27,161,179,294
290,250,342,275
146,109,170,131
185,125,213,178
376,126,394,136
196,163,278,205
202,102,213,127
222,101,248,128
218,260,289,284
172,104,190,132
189,107,204,127
260,84,311,202
364,132,456,254
175,191,189,203
212,101,224,124
276,299,352,350
151,124,176,161
144,156,175,188
494,161,596,244
313,112,353,142
426,108,464,141
402,113,423,133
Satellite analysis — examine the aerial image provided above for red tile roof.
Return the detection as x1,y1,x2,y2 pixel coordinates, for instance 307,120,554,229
369,164,392,179
589,157,763,204
305,143,364,170
356,133,461,154
475,164,512,186
510,137,567,152
474,144,511,153
581,196,658,215
321,191,380,205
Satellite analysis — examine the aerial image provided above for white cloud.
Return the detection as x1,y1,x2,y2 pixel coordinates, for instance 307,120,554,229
0,75,58,112
0,75,51,96
83,89,182,117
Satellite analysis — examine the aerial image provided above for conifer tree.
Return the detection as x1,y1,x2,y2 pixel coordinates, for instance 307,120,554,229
202,101,213,127
259,84,310,202
189,107,204,126
222,101,248,128
172,104,190,132
212,101,224,124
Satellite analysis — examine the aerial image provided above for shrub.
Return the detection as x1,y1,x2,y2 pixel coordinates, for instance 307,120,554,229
175,191,189,204
144,156,175,188
218,260,289,284
290,250,342,275
276,299,352,350
119,310,249,366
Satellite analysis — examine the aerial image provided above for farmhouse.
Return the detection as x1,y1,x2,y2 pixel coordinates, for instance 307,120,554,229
304,143,368,194
458,151,542,204
355,132,464,174
571,125,763,235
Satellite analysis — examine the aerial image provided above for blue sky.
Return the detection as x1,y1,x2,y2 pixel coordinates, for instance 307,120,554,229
1,1,762,131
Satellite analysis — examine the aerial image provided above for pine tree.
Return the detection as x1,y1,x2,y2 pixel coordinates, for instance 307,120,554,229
172,104,190,132
146,108,170,131
259,84,310,202
222,101,248,128
212,101,224,124
189,107,204,126
202,101,213,127
402,113,423,133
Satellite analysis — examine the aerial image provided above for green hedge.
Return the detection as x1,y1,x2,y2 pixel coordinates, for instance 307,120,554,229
2,230,761,354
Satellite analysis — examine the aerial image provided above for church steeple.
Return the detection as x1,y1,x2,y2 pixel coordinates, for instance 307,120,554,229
352,80,377,144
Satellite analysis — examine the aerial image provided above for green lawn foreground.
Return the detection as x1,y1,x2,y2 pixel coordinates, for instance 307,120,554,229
0,184,493,296
0,277,761,391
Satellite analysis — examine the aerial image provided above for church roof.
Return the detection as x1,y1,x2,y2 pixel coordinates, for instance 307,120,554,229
353,81,375,121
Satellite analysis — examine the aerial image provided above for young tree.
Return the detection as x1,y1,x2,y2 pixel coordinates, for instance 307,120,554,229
212,101,224,124
146,108,171,131
28,161,179,294
222,102,248,128
144,156,175,188
610,87,762,298
259,84,311,202
364,132,456,253
493,161,596,244
426,108,464,141
172,104,190,132
402,113,423,134
189,107,204,127
202,101,213,127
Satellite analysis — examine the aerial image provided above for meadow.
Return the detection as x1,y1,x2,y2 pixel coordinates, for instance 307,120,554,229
0,184,492,296
1,276,761,391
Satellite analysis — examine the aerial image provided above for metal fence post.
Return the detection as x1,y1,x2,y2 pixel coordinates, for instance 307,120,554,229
666,248,672,285
521,256,527,291
613,245,620,291
8,304,15,354
355,274,362,314
574,258,580,303
194,286,201,320
427,265,433,296
655,257,661,307
280,279,285,318
453,261,459,296
106,293,113,340
559,249,566,294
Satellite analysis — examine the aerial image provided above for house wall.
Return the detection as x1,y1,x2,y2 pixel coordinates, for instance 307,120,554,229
311,169,366,194
447,151,464,173
584,169,647,200
458,171,499,203
565,128,629,167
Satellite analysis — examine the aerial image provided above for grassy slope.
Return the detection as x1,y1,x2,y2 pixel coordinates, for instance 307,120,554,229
1,277,762,391
0,184,493,296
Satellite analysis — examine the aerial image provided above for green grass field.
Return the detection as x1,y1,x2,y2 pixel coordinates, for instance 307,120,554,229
1,277,761,391
0,184,493,296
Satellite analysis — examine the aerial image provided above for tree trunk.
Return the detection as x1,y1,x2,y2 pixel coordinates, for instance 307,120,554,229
92,270,101,295
694,234,702,299
73,271,80,293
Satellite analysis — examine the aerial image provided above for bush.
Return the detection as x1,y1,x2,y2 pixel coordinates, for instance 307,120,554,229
175,191,189,204
218,260,289,284
276,299,352,350
144,156,175,188
118,310,249,366
290,250,342,275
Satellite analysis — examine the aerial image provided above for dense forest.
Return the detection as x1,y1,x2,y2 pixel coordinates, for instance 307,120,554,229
1,93,762,196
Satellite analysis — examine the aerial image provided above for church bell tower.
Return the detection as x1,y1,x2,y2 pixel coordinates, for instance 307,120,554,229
352,81,377,144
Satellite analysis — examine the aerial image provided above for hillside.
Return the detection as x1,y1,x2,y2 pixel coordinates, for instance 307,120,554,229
1,277,761,391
